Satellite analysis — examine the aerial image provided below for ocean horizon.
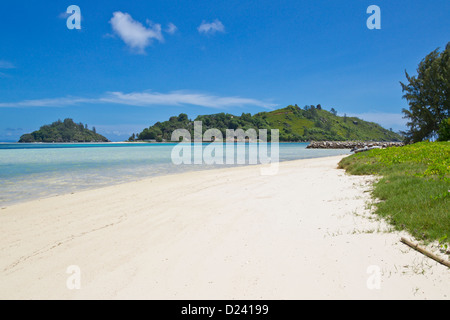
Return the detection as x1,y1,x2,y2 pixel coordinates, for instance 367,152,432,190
0,142,350,206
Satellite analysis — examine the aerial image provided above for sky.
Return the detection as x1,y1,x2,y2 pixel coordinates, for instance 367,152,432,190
0,0,449,141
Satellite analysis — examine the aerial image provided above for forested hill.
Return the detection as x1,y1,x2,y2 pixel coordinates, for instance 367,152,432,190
19,119,109,143
130,105,403,142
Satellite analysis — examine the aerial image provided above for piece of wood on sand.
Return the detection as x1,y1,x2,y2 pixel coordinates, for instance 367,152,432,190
400,237,450,269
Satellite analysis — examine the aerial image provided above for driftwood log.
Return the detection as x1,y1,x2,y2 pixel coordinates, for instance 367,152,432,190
400,237,450,269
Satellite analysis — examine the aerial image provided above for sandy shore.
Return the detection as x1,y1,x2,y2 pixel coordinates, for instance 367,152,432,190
0,155,448,300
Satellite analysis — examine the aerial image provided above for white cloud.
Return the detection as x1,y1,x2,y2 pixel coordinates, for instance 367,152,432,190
0,90,274,110
197,19,225,35
100,91,272,109
58,7,83,24
109,12,164,53
0,60,15,69
0,97,94,108
0,96,89,108
58,11,70,19
165,22,178,35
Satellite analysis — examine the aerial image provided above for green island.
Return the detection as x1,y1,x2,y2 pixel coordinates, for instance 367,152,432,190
129,105,402,142
340,43,449,247
18,118,109,143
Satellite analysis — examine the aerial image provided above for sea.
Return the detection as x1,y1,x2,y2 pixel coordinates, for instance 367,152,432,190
0,142,350,206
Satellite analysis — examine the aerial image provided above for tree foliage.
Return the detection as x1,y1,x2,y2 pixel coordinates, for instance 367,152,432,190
131,105,402,142
438,118,450,141
401,43,450,142
18,119,109,143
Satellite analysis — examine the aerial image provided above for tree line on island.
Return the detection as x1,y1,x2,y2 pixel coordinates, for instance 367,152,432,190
19,118,109,143
128,105,402,142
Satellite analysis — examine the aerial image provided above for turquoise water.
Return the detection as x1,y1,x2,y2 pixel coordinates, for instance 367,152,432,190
0,143,350,206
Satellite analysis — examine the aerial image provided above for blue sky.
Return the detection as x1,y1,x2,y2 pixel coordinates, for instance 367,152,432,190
0,0,449,141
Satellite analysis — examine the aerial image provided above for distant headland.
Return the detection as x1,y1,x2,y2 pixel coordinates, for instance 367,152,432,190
129,105,403,143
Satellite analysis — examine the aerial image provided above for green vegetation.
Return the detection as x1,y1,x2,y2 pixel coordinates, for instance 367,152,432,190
339,142,450,244
401,42,450,142
19,118,109,143
131,105,402,142
438,118,450,141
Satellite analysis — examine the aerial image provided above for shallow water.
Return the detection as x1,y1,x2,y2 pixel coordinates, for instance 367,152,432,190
0,143,350,206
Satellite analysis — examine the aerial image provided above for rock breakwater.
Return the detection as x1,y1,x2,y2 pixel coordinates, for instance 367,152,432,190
306,141,404,150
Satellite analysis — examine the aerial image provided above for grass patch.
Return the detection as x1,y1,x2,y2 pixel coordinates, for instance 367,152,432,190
265,110,314,136
339,141,450,245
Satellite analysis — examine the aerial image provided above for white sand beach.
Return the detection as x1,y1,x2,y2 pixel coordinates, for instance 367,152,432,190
0,155,448,300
